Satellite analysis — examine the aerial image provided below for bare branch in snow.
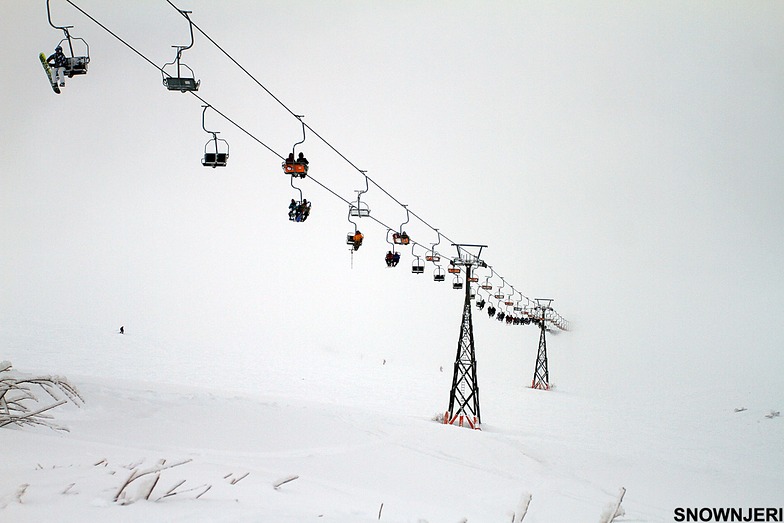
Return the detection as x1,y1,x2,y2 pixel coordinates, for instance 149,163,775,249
0,362,84,432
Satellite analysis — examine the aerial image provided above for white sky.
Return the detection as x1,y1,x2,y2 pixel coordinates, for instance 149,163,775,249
2,1,783,407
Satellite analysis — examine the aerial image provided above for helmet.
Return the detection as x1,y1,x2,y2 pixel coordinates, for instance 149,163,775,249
55,46,62,51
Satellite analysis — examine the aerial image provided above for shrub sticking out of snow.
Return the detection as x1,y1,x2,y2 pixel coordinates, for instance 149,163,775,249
114,458,211,504
0,361,84,431
598,487,626,523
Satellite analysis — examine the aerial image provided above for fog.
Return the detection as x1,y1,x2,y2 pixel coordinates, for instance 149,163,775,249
2,1,783,411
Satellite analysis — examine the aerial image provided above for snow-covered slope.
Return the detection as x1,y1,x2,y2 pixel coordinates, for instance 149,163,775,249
2,318,781,522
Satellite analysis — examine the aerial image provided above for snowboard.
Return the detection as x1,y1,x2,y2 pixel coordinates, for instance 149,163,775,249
39,52,60,94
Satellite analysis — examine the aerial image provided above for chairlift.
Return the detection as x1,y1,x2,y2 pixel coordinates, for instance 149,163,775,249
282,116,309,177
349,201,371,218
161,9,200,92
287,173,311,223
346,230,363,251
433,266,445,282
346,201,363,251
384,229,401,267
481,268,495,291
46,0,90,77
201,105,229,167
427,229,442,263
392,232,410,245
393,205,411,245
411,253,425,274
452,275,464,290
349,173,371,217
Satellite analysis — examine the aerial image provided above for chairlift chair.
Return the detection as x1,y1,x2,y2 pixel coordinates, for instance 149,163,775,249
411,257,425,274
203,146,228,167
349,201,371,218
57,36,90,77
452,275,464,290
283,161,308,177
392,232,410,245
163,68,200,92
346,232,363,251
284,116,309,177
162,10,200,92
201,105,229,167
433,266,445,282
46,1,90,78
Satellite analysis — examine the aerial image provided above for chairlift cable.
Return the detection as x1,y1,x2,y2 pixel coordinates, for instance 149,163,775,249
62,0,566,326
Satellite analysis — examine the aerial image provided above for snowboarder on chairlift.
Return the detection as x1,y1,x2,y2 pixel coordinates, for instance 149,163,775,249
47,46,67,87
286,152,295,163
392,252,401,267
385,251,394,267
297,152,308,165
288,199,298,220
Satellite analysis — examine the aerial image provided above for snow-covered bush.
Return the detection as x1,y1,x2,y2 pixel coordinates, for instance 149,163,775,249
0,360,84,431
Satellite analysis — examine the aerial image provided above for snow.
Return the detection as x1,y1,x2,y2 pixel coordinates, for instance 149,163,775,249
1,318,782,522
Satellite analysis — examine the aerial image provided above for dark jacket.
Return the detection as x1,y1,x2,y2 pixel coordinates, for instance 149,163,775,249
48,50,67,68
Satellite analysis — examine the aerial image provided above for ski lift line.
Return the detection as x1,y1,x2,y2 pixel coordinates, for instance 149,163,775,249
62,1,442,257
168,9,547,310
189,92,280,158
64,0,160,72
160,0,503,282
63,0,281,159
59,2,448,259
164,0,300,121
66,0,566,324
164,0,457,250
162,0,454,244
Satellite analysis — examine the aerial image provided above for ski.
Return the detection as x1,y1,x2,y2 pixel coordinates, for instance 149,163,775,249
39,52,60,94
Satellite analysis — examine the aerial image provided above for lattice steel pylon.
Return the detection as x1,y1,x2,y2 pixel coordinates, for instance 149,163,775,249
531,311,550,390
530,298,569,390
445,244,486,430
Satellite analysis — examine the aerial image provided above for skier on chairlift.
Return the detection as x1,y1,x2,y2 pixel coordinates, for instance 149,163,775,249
295,199,311,222
47,45,67,87
288,199,298,220
350,230,364,250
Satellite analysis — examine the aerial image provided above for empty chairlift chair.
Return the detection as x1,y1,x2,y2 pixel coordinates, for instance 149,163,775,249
161,9,200,92
411,256,425,274
201,105,229,168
